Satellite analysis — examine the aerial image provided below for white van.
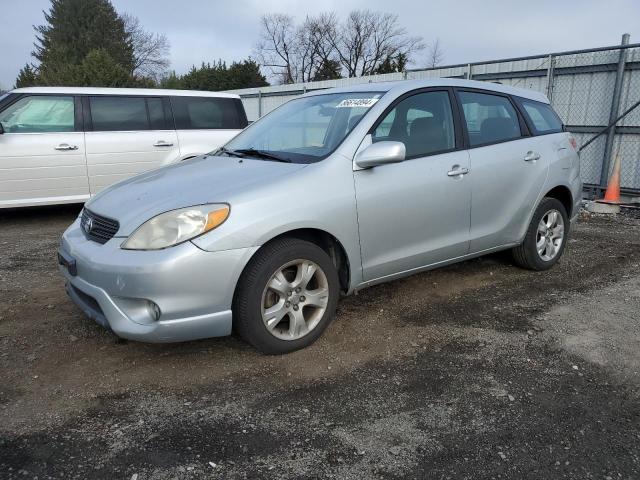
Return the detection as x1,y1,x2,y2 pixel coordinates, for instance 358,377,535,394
0,87,248,208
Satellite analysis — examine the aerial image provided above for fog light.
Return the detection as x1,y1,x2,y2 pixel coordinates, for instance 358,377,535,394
112,297,162,325
148,301,161,321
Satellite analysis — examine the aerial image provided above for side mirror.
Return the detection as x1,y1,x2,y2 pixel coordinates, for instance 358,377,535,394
355,141,406,168
0,123,4,134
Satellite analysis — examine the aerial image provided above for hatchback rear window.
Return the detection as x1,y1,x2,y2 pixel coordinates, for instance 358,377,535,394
517,98,563,135
171,97,247,130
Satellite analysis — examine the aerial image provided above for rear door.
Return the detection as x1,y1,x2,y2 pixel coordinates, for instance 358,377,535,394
170,96,247,158
84,95,179,194
0,94,89,207
455,89,550,252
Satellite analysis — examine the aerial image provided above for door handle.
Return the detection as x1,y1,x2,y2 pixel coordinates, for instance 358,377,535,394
153,141,174,147
524,151,541,162
447,165,470,177
54,143,78,151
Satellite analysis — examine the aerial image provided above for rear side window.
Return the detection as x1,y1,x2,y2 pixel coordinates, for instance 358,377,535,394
89,96,168,131
0,95,74,133
171,97,246,130
517,98,563,135
458,91,522,147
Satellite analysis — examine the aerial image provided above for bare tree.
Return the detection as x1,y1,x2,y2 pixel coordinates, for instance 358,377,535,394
122,13,170,81
256,13,339,84
426,38,444,68
331,10,425,77
256,10,423,82
255,14,298,83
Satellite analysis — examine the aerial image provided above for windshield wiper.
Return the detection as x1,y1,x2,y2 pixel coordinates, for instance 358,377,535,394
233,148,292,163
216,147,246,158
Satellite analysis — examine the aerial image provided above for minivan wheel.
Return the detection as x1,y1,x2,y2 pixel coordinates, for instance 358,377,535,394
512,197,569,271
233,238,339,354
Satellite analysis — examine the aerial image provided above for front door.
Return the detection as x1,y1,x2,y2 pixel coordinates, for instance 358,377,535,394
0,95,89,207
354,89,471,282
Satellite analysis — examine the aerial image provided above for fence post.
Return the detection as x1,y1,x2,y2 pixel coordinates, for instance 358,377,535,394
600,33,630,190
257,90,262,118
545,54,555,102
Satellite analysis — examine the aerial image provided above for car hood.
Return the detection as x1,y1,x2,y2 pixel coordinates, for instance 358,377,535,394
85,155,307,236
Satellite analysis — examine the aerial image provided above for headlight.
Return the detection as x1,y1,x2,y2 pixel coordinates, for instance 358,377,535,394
121,204,230,250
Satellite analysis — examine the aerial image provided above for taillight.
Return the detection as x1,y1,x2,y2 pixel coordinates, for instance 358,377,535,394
568,136,578,151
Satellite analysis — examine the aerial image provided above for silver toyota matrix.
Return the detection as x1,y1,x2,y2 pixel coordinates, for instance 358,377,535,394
58,79,582,354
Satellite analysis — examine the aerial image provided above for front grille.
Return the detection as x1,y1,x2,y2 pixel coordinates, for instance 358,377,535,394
80,208,120,244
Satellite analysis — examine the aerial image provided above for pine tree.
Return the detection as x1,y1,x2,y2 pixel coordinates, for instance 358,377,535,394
19,0,136,86
312,59,342,81
226,60,269,90
34,0,134,71
15,64,39,88
175,59,269,91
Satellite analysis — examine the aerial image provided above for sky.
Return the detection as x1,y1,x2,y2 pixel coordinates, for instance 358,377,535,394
1,0,639,90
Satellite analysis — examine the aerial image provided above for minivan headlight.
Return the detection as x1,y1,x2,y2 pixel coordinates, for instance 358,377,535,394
122,204,230,250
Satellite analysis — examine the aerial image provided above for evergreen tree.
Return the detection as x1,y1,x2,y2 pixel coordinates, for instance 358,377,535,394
225,60,269,90
312,59,342,81
34,0,134,71
15,64,39,88
375,53,408,74
17,0,136,86
171,59,269,91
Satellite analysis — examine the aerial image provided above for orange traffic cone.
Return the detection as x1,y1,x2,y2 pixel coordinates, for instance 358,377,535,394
600,153,622,204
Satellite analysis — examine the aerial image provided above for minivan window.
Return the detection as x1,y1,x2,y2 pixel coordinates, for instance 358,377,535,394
147,97,166,129
373,91,455,158
224,92,384,163
459,91,522,146
518,98,563,135
89,96,150,131
171,97,246,130
0,95,74,133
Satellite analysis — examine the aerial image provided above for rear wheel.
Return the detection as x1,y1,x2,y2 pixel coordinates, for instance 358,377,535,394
512,197,569,271
233,238,339,354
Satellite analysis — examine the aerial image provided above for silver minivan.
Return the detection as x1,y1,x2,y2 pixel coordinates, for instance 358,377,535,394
58,79,582,354
0,87,247,208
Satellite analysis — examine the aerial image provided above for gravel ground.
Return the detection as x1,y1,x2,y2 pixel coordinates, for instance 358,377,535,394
1,205,639,479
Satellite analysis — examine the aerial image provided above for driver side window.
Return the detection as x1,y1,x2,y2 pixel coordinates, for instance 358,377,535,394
0,96,75,133
372,91,455,158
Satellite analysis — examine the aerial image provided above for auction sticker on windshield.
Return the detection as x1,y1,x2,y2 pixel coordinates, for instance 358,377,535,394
336,98,379,108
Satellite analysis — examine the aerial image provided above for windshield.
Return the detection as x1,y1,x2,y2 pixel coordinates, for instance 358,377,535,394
223,92,384,163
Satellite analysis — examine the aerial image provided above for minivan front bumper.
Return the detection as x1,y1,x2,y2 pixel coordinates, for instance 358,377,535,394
58,218,258,343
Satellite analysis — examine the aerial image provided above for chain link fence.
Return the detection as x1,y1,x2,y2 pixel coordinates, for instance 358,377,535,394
226,36,640,197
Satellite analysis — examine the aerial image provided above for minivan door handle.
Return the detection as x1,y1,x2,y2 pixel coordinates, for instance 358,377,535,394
153,141,174,147
54,143,78,151
447,165,470,177
523,151,541,162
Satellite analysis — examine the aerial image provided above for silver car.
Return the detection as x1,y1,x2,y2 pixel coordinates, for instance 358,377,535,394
59,79,582,354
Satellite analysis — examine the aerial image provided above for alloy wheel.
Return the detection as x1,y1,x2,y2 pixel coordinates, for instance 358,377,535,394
536,209,565,261
261,259,330,341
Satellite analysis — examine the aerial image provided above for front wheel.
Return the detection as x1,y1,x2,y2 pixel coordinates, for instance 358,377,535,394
512,197,569,271
233,238,340,354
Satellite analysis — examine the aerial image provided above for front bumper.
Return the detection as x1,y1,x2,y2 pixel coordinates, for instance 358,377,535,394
59,219,258,343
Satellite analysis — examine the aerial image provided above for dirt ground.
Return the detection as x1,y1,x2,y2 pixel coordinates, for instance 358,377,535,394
1,205,639,479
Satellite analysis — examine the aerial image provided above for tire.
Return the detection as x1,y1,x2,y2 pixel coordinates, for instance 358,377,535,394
512,197,569,271
233,237,340,354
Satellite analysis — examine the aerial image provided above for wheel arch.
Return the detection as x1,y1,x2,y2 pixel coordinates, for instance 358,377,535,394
544,184,574,217
238,228,352,295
